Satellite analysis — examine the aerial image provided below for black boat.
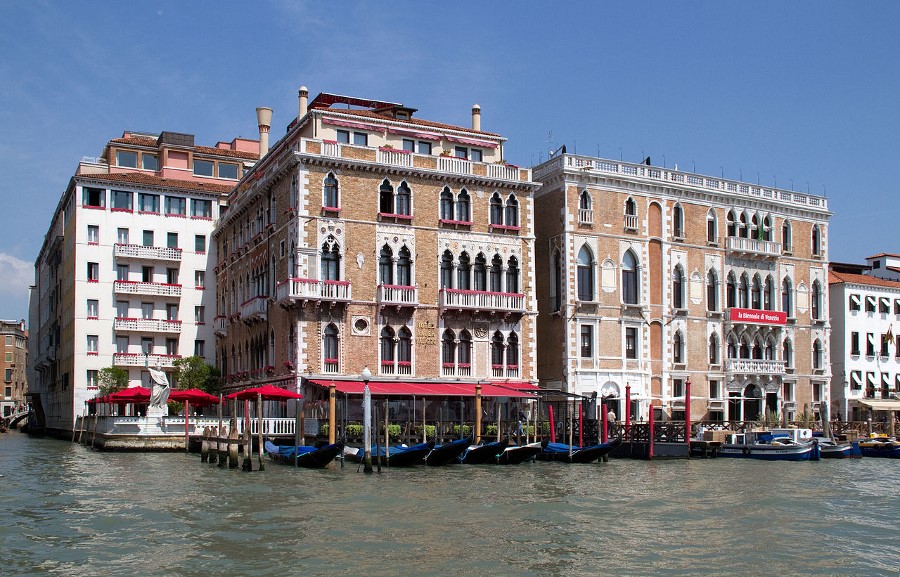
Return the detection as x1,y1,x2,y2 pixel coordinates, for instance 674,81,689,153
459,438,510,464
538,437,622,463
496,441,543,465
343,441,435,467
264,440,344,468
425,436,472,466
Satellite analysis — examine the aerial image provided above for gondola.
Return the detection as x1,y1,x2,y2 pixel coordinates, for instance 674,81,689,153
496,441,543,465
264,440,344,468
459,438,510,464
425,436,472,466
343,441,435,467
538,437,622,463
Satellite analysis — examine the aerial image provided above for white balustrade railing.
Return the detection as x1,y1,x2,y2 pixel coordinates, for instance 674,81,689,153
276,278,352,303
725,359,786,375
487,164,519,180
214,315,227,335
113,353,181,367
440,289,525,312
114,244,182,261
437,156,472,175
578,208,594,224
240,295,268,319
113,318,182,333
114,281,182,297
377,148,413,167
624,214,639,230
725,236,782,258
377,284,418,306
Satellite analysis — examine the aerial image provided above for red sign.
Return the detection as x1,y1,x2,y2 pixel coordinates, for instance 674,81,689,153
729,308,787,325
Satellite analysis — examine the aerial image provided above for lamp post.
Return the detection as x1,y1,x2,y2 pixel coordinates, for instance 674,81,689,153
361,366,373,473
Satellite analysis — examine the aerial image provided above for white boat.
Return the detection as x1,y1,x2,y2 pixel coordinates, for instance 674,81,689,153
719,428,820,461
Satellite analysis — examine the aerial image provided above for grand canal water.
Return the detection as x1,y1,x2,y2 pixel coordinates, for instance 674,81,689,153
1,433,898,577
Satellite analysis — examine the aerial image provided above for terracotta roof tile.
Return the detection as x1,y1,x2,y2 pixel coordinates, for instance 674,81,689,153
75,172,232,194
866,252,900,259
323,108,503,138
109,136,159,147
194,145,259,160
829,269,900,289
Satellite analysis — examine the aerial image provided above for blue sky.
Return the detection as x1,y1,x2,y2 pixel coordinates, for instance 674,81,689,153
1,1,898,322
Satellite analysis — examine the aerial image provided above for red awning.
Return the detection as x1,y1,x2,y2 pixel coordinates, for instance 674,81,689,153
306,379,535,399
321,117,383,132
386,127,442,141
444,135,498,148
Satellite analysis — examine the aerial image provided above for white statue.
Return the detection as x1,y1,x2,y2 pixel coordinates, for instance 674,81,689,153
148,363,171,408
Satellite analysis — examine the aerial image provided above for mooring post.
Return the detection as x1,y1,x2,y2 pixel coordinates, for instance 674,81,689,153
256,393,265,471
228,417,239,469
685,378,692,456
243,398,252,471
362,380,373,474
201,426,209,462
474,385,482,444
648,407,655,460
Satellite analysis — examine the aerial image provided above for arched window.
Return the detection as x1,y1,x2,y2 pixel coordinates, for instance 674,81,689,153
323,172,339,209
811,225,821,256
323,324,339,363
672,265,684,309
727,334,737,359
396,181,411,216
738,274,749,308
739,212,748,238
673,331,684,364
457,252,471,290
707,269,719,312
764,338,775,360
739,338,750,359
398,327,412,364
379,179,394,214
489,193,503,225
782,277,793,316
507,332,519,368
506,256,520,294
458,330,472,367
782,220,792,252
442,329,456,366
625,197,636,216
726,272,736,308
440,250,454,289
673,203,684,238
505,195,519,228
764,276,774,311
579,190,592,211
457,188,470,222
751,214,760,241
726,210,737,237
813,339,823,369
321,237,341,281
490,254,503,293
379,245,393,285
751,274,762,309
707,209,718,243
763,215,772,241
783,338,793,367
491,331,505,367
551,249,563,312
473,253,487,291
380,326,395,363
811,281,822,320
752,338,763,360
397,246,412,286
709,333,720,364
622,250,639,304
439,187,454,221
577,245,594,302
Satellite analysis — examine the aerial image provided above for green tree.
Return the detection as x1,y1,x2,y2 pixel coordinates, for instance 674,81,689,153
97,367,129,396
203,365,223,396
172,356,210,390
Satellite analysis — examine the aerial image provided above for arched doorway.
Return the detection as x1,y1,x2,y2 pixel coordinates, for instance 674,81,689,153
600,381,620,419
743,383,762,422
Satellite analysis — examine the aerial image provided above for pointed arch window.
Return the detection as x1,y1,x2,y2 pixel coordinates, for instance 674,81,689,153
440,187,454,221
379,180,394,214
457,252,471,290
764,338,775,360
738,274,749,308
812,281,822,320
323,172,339,209
783,338,793,368
379,245,394,285
707,209,718,243
489,193,503,226
323,324,339,372
456,188,470,223
709,333,720,364
764,276,775,311
442,329,456,367
491,331,505,368
440,250,454,289
490,255,503,293
739,338,750,359
752,338,763,360
622,250,639,305
506,256,520,294
396,181,411,216
550,249,563,312
458,330,472,368
726,210,737,237
727,335,737,359
624,197,637,230
812,225,822,257
751,274,762,309
672,265,685,309
763,215,772,241
577,246,595,302
506,332,519,371
673,331,684,364
473,253,488,291
726,272,736,308
321,236,341,281
673,203,684,239
782,277,793,316
579,190,593,224
813,339,823,369
398,327,412,365
397,246,412,286
707,269,719,312
380,327,396,364
505,195,519,228
739,213,749,238
782,220,793,253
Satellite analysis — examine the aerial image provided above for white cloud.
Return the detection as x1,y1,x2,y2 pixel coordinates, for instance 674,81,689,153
0,253,33,321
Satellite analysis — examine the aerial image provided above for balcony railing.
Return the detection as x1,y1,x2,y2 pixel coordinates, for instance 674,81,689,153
578,208,594,225
113,353,181,368
377,148,413,167
113,317,182,333
114,244,182,261
240,295,268,323
275,278,352,305
114,280,182,297
725,236,782,258
381,361,412,376
624,214,638,231
725,358,786,376
437,156,472,175
377,284,418,307
440,289,525,314
213,315,227,337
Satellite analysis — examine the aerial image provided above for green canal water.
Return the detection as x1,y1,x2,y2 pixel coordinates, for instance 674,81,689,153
1,432,898,577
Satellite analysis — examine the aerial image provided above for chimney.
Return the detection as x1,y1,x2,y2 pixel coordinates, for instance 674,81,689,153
256,106,272,157
471,104,481,131
298,86,309,119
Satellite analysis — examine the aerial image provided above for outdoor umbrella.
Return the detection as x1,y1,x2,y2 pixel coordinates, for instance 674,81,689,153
168,388,222,405
226,384,303,401
106,386,152,403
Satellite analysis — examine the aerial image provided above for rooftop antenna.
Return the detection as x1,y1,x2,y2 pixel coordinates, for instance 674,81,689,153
618,147,622,161
790,179,794,191
663,154,667,168
693,161,696,173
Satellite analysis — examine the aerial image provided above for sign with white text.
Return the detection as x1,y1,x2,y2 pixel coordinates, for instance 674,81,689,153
729,308,787,325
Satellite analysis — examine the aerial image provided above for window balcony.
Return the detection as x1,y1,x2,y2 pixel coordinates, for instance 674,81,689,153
381,360,412,376
213,315,227,337
323,359,340,374
114,244,182,262
275,278,352,306
578,208,594,225
114,280,182,298
113,317,182,334
624,214,638,231
377,284,419,308
240,295,268,323
440,289,525,316
113,353,181,368
725,236,782,258
437,156,472,175
725,358,786,377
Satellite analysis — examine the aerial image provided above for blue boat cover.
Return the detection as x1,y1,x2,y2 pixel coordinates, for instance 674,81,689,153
542,442,606,453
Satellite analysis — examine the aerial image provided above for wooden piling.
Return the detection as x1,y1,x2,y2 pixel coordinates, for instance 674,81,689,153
328,384,336,445
256,393,265,472
474,385,482,443
228,418,239,469
200,426,209,462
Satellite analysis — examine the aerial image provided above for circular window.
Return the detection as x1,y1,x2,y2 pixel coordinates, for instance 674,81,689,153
353,318,369,334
